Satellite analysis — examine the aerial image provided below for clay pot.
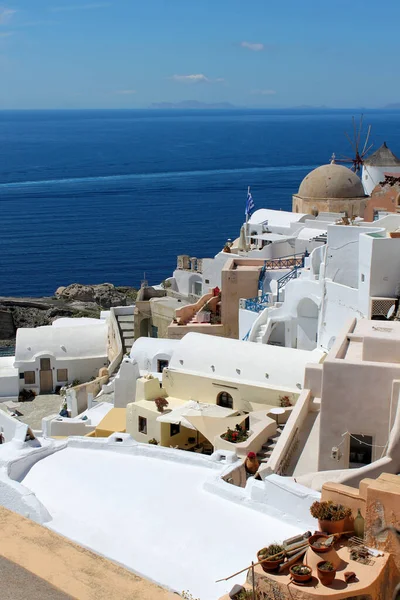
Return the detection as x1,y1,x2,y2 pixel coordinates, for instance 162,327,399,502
308,534,331,553
257,551,282,573
318,518,345,534
317,562,336,586
289,565,312,583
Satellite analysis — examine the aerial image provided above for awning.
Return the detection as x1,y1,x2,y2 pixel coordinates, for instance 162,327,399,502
250,233,295,242
156,400,237,430
185,414,247,443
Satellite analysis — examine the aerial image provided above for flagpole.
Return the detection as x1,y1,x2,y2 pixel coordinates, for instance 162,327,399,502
246,186,250,243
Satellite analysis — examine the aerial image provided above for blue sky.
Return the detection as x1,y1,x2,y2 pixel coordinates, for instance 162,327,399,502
1,0,399,109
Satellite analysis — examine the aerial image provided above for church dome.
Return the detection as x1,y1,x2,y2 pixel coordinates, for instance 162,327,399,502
297,164,365,199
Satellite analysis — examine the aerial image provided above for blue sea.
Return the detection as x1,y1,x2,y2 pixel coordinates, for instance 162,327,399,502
1,108,400,296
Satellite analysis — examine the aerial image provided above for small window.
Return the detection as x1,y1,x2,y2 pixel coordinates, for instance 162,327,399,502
138,416,147,434
57,369,68,382
361,274,365,282
19,373,24,380
349,434,372,467
170,423,180,436
150,325,158,338
205,279,210,284
24,371,35,385
194,281,202,296
157,359,169,373
40,358,51,370
217,391,233,409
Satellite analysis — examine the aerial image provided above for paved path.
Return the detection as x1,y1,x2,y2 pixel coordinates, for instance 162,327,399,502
0,394,61,430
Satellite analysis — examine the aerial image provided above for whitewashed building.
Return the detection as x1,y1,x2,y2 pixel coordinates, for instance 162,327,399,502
14,318,108,394
246,214,400,352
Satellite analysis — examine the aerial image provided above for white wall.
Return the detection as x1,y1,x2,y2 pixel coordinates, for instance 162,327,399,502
366,235,400,299
114,358,140,408
201,252,231,292
0,357,19,399
19,356,107,394
239,308,259,340
172,269,203,296
0,411,28,443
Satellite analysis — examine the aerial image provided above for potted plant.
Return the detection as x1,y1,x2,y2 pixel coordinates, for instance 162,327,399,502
310,500,352,534
317,560,336,586
279,394,293,408
221,424,249,444
257,543,285,572
289,564,312,583
148,438,158,445
154,397,169,413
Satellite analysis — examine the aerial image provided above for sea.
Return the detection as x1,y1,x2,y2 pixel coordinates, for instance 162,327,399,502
1,108,400,297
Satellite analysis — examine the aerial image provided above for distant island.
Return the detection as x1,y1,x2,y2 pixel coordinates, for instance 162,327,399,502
383,103,400,110
149,100,237,110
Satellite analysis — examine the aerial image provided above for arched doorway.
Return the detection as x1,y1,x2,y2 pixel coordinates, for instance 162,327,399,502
217,391,233,409
296,298,318,350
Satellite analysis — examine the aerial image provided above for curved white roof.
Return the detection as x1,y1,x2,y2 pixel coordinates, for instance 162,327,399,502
130,337,180,370
168,333,324,390
248,209,312,227
15,323,108,364
296,227,327,241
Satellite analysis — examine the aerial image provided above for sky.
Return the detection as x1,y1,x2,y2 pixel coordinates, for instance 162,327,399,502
1,0,400,110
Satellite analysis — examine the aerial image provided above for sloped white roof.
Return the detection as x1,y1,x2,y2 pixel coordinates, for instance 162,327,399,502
248,209,312,227
168,333,324,390
130,337,180,370
15,322,108,364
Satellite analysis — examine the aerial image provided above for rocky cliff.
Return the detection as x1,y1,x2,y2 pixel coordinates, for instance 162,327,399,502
0,283,137,346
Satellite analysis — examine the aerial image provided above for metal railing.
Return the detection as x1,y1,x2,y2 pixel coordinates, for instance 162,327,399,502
242,293,272,313
277,267,301,302
261,253,305,271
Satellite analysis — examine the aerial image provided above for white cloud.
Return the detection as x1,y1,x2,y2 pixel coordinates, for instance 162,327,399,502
114,89,137,95
0,8,16,24
251,89,277,96
50,3,111,12
170,74,224,84
241,41,264,52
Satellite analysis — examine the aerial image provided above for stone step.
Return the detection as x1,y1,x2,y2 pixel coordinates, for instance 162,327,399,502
119,322,134,332
123,338,134,347
117,315,134,323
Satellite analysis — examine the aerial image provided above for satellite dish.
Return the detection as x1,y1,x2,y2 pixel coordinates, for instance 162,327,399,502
387,305,396,320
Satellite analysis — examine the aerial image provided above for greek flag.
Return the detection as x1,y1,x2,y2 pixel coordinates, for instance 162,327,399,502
245,189,255,217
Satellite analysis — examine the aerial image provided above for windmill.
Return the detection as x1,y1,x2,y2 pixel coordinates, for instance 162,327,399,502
331,115,373,174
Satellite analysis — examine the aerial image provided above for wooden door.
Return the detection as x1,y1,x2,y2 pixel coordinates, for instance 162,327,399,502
40,369,53,394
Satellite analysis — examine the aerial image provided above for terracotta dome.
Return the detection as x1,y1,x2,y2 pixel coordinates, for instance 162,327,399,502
298,164,365,199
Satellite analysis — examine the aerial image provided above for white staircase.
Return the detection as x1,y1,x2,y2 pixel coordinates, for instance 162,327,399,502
255,323,269,344
116,313,135,354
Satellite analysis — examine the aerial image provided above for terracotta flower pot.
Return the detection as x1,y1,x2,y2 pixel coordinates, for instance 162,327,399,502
257,551,282,573
317,562,336,586
318,518,345,534
308,534,331,553
289,565,312,583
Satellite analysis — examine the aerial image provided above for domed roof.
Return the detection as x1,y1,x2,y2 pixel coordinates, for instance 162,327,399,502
297,164,365,199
